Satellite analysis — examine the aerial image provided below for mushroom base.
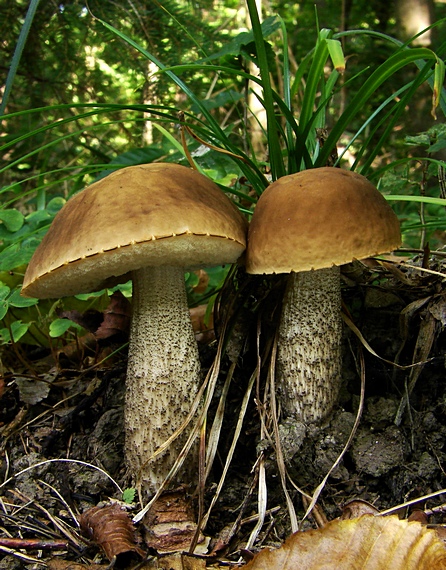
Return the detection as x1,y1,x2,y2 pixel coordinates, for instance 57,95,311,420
125,265,201,495
277,267,342,424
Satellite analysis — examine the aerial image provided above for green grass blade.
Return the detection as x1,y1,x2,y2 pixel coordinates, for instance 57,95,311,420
315,47,440,167
357,62,435,174
373,157,446,180
0,0,41,117
95,16,268,192
298,29,331,131
95,18,229,149
0,104,178,154
246,0,285,180
385,195,446,206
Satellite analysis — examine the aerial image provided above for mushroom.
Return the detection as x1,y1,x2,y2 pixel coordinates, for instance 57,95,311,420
246,167,401,424
22,163,248,495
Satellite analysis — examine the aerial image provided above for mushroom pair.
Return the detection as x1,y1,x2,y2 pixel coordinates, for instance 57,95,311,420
22,163,248,495
22,164,401,492
246,167,401,425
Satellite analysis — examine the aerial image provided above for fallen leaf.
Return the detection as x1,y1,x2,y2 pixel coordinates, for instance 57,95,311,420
95,291,131,339
429,294,446,326
243,515,446,569
156,552,206,569
190,304,214,343
341,499,379,519
58,309,103,332
192,269,210,294
57,332,98,361
15,371,56,405
47,561,108,570
143,490,208,554
80,503,145,562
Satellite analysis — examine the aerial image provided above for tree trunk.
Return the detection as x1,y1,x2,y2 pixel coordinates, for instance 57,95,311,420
395,0,435,46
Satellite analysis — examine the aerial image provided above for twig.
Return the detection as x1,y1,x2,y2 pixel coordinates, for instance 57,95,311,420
0,537,68,550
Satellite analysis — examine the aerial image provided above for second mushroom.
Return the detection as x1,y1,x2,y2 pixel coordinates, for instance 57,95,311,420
246,167,401,425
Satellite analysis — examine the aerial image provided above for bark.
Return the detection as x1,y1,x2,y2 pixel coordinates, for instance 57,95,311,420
395,0,435,46
246,0,268,156
276,267,343,424
125,265,200,495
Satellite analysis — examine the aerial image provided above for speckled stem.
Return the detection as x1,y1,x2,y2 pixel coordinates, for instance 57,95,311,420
276,267,343,424
125,265,200,496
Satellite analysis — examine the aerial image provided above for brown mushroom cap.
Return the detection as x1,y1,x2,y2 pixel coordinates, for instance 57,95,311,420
22,163,248,298
246,167,401,275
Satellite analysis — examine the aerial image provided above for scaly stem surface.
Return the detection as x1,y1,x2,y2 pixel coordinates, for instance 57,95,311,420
125,265,200,495
277,267,342,424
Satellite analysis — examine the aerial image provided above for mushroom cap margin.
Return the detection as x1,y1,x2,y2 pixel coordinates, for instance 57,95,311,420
246,167,401,275
22,163,248,298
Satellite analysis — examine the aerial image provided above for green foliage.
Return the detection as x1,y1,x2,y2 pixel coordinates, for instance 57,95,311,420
0,197,65,272
378,123,446,248
122,487,136,504
1,1,446,347
0,281,36,345
49,318,84,338
0,320,31,344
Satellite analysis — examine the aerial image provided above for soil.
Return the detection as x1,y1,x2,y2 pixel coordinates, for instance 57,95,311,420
1,258,446,568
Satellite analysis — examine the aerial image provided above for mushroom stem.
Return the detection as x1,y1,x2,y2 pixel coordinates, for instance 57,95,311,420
276,266,342,424
125,265,200,495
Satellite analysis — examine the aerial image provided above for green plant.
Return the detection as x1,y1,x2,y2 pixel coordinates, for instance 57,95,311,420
1,1,446,526
376,123,446,249
2,5,445,265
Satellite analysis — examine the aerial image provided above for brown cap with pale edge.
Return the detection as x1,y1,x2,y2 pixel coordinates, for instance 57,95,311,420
246,167,401,275
22,163,248,298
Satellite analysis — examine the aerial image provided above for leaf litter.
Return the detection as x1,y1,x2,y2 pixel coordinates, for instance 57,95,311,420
1,257,446,568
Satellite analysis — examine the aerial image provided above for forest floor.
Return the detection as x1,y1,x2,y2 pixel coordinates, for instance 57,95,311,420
1,257,446,569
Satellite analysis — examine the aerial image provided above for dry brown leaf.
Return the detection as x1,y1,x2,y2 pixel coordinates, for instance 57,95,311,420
46,553,206,570
132,552,207,569
80,503,145,562
341,499,379,519
0,376,5,401
58,309,103,333
95,291,131,339
47,561,108,569
408,510,429,524
190,304,214,343
143,490,207,554
57,332,98,361
436,526,446,545
156,552,206,569
243,515,446,570
15,375,52,405
192,269,210,294
429,294,446,326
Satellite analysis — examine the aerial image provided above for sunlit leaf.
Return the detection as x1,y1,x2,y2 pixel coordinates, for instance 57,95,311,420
0,320,31,344
0,209,24,232
326,38,345,73
199,16,280,62
49,318,83,338
244,515,446,569
8,287,39,308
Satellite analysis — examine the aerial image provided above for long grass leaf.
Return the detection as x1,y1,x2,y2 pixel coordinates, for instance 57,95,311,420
298,30,330,130
385,195,446,206
0,0,41,117
246,0,285,180
316,48,440,167
0,104,178,154
95,17,269,192
358,61,434,174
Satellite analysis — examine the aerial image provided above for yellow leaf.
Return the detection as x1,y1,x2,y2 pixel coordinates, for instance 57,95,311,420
243,515,446,569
